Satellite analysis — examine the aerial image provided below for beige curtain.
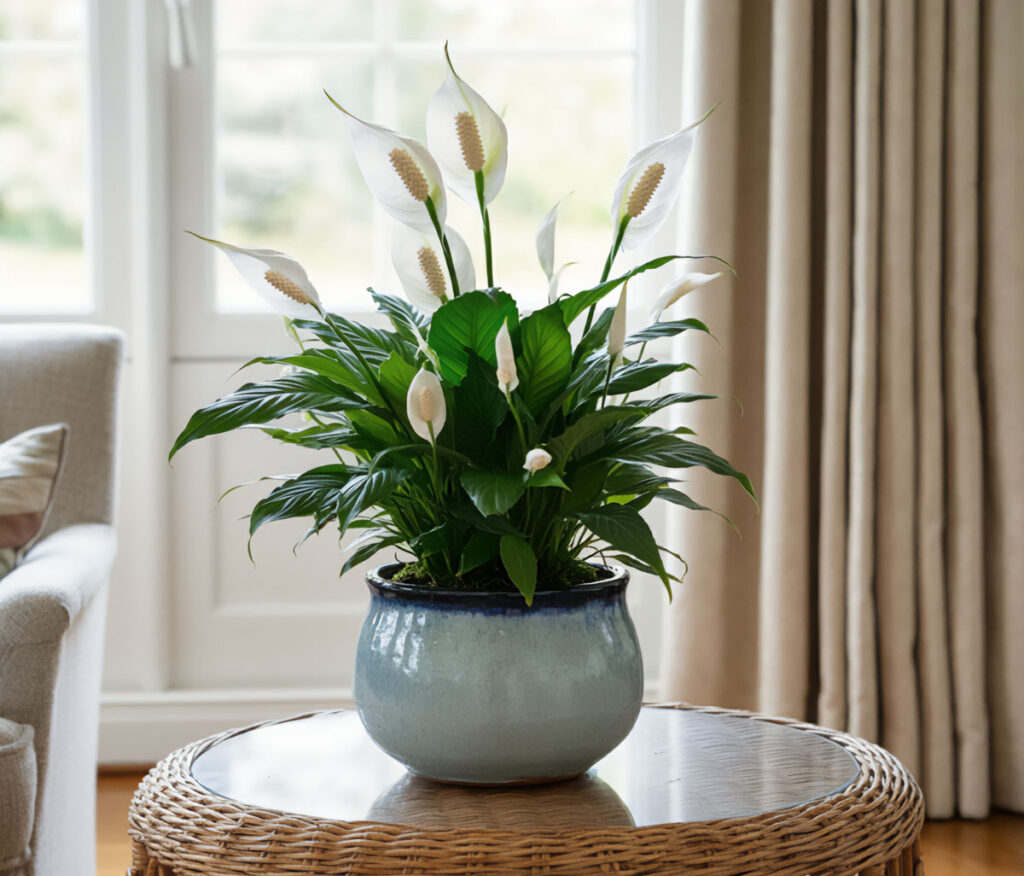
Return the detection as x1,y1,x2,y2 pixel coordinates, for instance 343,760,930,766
659,0,1023,819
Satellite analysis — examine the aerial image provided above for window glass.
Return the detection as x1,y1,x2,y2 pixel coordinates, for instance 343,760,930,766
0,0,89,314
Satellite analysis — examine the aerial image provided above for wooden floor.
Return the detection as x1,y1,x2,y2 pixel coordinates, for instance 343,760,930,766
98,771,1024,875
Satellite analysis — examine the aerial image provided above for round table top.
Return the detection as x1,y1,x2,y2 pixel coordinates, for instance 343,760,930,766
190,706,859,830
130,705,926,875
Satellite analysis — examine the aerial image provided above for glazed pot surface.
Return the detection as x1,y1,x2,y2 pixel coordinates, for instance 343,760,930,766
354,564,643,785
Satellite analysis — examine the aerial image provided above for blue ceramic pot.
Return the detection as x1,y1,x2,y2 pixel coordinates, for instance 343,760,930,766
354,564,643,785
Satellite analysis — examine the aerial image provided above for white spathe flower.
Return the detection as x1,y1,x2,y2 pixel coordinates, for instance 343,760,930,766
326,93,447,233
608,283,628,359
535,197,577,302
391,223,475,314
610,125,696,251
495,319,519,392
650,271,727,321
426,44,508,206
406,368,446,444
523,448,552,473
187,232,321,319
536,200,560,280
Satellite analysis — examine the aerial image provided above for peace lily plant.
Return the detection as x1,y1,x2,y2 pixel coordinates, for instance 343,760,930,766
171,46,753,605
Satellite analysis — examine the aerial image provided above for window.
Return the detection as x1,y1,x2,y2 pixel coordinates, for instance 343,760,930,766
0,0,90,313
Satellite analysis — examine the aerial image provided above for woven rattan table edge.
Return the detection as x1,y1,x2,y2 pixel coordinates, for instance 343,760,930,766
127,703,926,876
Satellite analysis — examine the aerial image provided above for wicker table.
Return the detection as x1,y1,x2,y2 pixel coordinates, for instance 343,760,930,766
127,704,925,875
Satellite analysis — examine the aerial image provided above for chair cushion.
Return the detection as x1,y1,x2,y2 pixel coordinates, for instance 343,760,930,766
0,424,68,577
0,718,36,871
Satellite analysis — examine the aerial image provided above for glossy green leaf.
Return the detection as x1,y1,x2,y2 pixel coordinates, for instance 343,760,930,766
293,314,412,365
170,374,367,459
574,307,615,362
526,469,569,490
249,464,361,537
254,424,375,451
625,318,711,345
341,533,407,575
499,534,537,604
370,288,427,344
378,352,418,411
517,304,572,416
605,361,693,395
575,504,669,589
452,353,508,455
459,530,499,574
547,407,644,465
336,468,407,533
611,434,755,500
427,289,519,384
460,469,525,517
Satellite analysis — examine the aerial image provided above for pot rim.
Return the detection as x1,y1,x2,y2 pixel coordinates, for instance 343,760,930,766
366,561,628,605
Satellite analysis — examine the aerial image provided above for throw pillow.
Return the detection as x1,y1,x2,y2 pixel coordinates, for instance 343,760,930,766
0,423,69,577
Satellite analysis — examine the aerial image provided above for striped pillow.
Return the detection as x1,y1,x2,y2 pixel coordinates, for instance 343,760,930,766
0,423,69,577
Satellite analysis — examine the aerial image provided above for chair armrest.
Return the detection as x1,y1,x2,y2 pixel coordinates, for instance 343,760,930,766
0,524,116,647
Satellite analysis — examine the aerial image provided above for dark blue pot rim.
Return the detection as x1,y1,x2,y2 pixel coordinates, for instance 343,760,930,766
366,562,628,609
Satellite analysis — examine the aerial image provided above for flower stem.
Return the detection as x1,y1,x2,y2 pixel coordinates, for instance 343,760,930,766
425,196,460,297
583,215,631,334
504,387,528,454
475,171,493,287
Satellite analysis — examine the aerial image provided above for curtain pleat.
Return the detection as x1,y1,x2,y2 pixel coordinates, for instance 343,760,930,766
982,0,1024,815
758,0,814,720
846,0,882,744
876,0,920,782
661,0,1023,817
816,0,853,737
914,0,957,819
943,0,990,819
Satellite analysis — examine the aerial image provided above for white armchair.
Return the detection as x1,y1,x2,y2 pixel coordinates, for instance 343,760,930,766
0,324,123,875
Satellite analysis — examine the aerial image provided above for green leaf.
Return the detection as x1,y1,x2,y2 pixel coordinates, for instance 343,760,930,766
341,533,407,576
249,464,361,537
575,504,669,589
618,392,717,413
574,307,615,363
347,408,405,450
499,534,537,604
294,313,412,365
611,434,755,501
427,289,519,384
604,462,675,495
459,531,499,574
242,350,379,402
170,374,367,459
336,468,407,533
452,353,508,456
460,469,525,517
605,361,694,395
559,255,731,326
517,304,572,416
547,406,644,465
654,487,739,531
378,352,418,412
625,318,711,345
526,469,569,490
253,424,375,451
411,523,450,557
560,461,609,514
370,288,427,344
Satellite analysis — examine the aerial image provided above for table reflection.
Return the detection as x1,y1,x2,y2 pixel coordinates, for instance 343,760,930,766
368,772,635,830
190,708,859,829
